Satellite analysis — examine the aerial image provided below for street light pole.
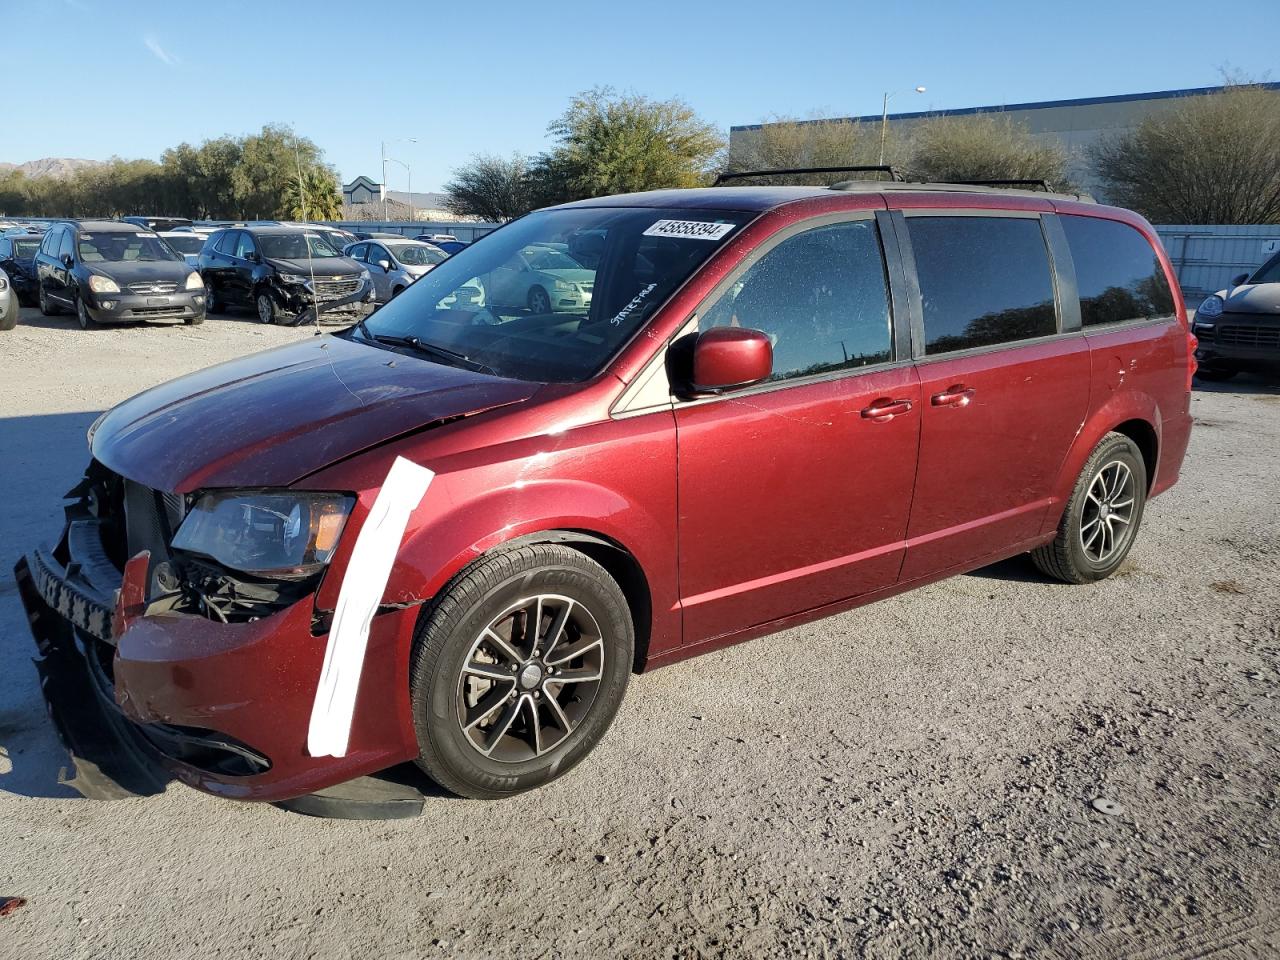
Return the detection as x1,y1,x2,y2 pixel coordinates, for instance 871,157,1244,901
381,140,388,221
387,156,413,224
379,137,418,224
879,85,927,167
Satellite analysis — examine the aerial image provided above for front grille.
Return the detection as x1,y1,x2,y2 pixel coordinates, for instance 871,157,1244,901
127,281,178,295
1217,324,1280,349
311,276,360,300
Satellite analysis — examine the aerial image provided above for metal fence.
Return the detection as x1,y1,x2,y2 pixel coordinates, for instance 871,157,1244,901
323,219,499,242
1155,224,1280,303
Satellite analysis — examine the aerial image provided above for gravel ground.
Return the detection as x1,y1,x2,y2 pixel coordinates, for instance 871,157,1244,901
1,308,1278,960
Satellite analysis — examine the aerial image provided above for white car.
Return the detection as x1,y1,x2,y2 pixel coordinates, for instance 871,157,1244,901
158,231,208,268
0,267,18,330
485,243,594,314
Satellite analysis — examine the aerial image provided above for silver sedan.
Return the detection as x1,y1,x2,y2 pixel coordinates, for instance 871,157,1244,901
0,267,17,331
344,239,450,302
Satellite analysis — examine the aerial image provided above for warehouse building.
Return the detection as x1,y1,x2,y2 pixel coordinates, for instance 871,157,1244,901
728,83,1280,196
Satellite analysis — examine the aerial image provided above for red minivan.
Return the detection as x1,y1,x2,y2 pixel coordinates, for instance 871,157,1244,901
18,179,1194,809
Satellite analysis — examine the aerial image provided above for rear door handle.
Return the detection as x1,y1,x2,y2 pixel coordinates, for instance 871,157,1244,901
860,397,914,422
931,384,976,408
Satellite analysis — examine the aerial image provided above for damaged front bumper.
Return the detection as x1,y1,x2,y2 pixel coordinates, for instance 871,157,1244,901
15,505,423,805
273,276,375,326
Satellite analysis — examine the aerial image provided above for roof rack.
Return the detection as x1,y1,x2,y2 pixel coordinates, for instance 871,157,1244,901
826,180,1096,203
949,178,1053,192
714,165,902,186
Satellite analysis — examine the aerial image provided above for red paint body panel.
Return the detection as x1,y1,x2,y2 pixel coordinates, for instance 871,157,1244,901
675,365,921,641
900,337,1091,580
27,186,1194,803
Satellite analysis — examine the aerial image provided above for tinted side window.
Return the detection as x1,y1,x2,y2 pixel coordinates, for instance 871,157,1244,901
234,232,257,259
348,242,368,262
702,219,893,381
58,229,76,260
908,216,1057,356
1252,253,1280,286
1061,216,1175,326
212,230,235,255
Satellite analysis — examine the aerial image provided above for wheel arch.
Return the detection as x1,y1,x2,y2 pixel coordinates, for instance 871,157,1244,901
1111,417,1159,492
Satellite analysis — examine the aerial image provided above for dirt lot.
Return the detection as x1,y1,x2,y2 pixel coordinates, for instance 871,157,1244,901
0,307,1277,960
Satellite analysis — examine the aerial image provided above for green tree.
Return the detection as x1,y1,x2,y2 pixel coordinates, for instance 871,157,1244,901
536,87,723,205
284,165,343,221
233,124,326,219
721,115,896,185
904,113,1073,190
1092,84,1280,223
444,153,533,222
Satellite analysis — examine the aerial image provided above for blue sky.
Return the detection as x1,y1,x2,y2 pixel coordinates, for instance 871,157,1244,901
4,0,1276,192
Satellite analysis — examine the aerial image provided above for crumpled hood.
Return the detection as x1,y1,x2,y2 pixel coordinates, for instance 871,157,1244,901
268,256,362,278
1217,283,1280,316
91,335,540,492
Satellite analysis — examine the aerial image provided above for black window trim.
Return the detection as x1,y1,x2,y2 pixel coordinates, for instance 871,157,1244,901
893,208,1073,364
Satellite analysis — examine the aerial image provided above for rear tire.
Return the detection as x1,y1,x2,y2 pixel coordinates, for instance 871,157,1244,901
38,285,59,316
409,544,633,799
1032,432,1147,584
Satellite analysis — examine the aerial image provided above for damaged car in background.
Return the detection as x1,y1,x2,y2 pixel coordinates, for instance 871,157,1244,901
17,176,1194,818
198,224,373,325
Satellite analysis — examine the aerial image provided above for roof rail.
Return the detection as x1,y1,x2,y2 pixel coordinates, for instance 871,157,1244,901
714,165,902,186
948,178,1053,192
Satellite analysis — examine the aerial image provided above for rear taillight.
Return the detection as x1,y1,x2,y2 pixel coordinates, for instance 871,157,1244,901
1186,329,1198,390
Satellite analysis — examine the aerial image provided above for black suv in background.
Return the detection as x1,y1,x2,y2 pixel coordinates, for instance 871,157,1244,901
0,230,42,305
35,220,207,329
1193,251,1280,380
198,225,373,325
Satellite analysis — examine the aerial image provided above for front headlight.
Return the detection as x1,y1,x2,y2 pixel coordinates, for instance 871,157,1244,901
278,273,309,285
1197,295,1224,319
88,275,120,293
185,271,204,290
553,279,575,292
0,276,7,292
171,491,355,577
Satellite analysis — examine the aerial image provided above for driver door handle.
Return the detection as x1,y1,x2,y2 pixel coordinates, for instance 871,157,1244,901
931,384,976,408
860,397,914,422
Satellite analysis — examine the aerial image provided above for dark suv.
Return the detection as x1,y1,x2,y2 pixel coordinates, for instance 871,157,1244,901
1193,251,1280,380
199,225,373,324
34,220,207,328
0,230,42,305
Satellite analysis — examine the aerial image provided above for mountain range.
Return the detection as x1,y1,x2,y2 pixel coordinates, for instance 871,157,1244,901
0,158,105,179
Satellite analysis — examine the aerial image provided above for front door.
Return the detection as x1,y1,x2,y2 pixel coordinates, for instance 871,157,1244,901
896,213,1090,581
676,215,921,644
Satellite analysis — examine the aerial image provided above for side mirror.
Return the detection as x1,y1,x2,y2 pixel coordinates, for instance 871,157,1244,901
1231,272,1250,287
245,251,259,263
377,260,391,271
689,327,773,394
61,253,73,268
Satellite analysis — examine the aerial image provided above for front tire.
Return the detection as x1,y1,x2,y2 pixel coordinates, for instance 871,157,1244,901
1032,432,1147,584
75,294,98,330
255,291,279,325
185,311,206,326
528,286,551,315
1195,366,1237,382
409,544,634,799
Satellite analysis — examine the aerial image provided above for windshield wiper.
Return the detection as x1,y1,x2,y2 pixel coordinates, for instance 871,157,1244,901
355,323,498,376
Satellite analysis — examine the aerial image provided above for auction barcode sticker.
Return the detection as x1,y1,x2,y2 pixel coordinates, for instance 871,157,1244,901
643,219,736,241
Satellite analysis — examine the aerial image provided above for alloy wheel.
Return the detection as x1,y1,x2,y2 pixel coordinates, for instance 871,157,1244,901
256,294,274,324
456,594,605,762
1080,460,1136,564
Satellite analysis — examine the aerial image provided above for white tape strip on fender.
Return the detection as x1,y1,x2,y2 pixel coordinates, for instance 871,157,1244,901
307,456,435,758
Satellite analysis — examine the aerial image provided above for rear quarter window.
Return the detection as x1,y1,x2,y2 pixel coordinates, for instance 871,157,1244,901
1060,215,1174,326
908,216,1057,356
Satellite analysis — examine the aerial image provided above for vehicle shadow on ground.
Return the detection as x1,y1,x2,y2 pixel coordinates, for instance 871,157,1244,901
1193,371,1280,395
963,555,1057,584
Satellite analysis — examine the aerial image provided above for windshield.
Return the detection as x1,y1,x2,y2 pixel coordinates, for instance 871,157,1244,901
258,232,341,259
356,206,753,382
164,235,206,254
390,243,448,267
78,232,181,263
13,239,40,258
1251,255,1280,286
